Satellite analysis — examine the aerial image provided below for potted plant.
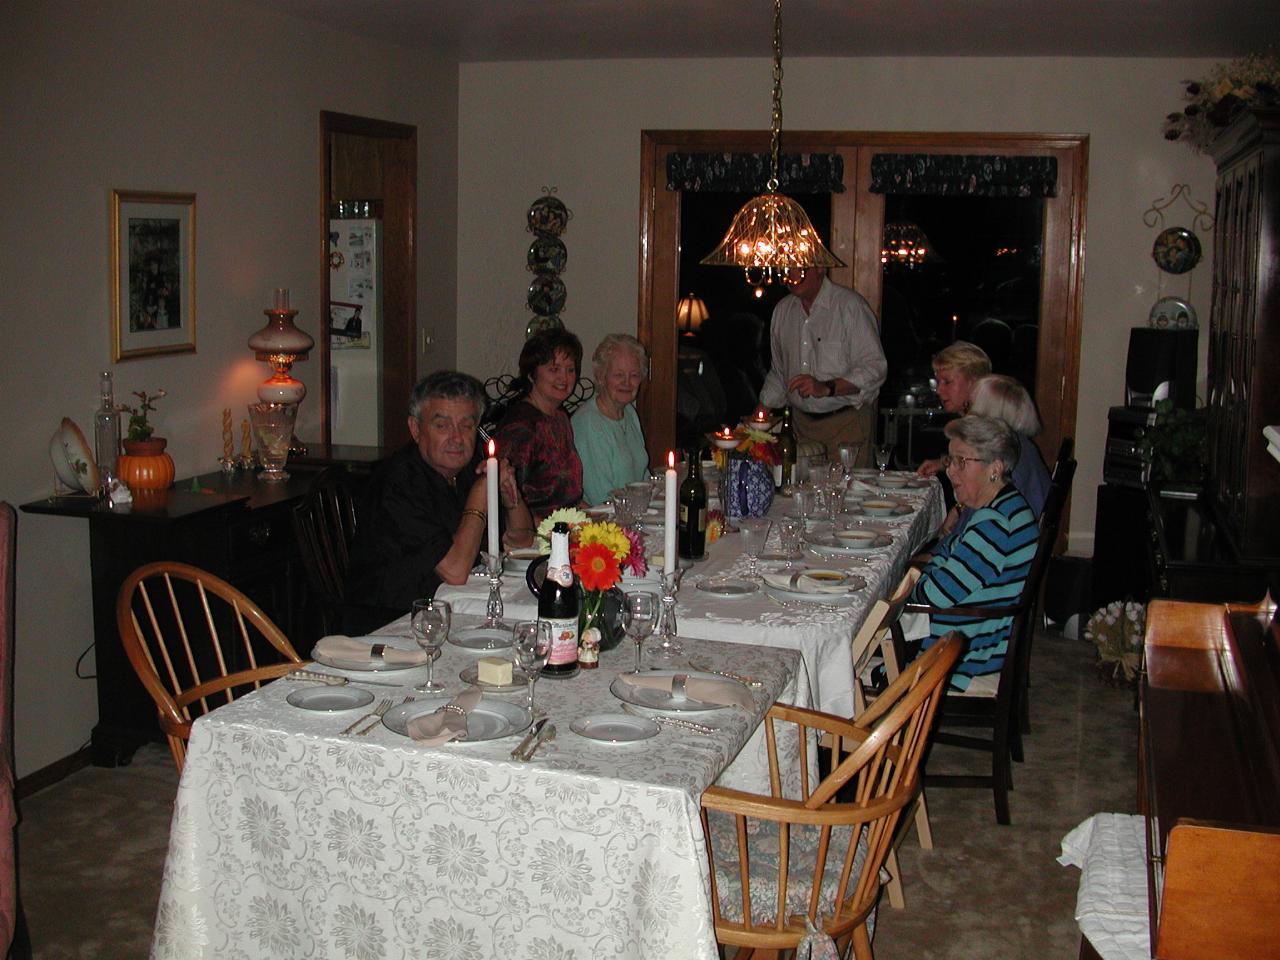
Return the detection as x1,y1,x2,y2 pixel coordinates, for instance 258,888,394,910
1138,399,1207,494
116,389,175,491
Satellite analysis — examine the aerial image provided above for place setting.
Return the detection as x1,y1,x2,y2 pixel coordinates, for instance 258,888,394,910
808,526,895,557
760,566,867,608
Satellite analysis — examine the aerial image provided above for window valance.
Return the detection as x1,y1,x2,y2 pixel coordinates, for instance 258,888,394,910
666,152,845,193
869,153,1057,198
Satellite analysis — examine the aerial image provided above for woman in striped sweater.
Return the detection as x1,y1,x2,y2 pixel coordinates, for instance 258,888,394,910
911,415,1039,691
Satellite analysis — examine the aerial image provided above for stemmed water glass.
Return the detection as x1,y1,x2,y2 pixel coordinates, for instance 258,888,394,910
738,517,772,579
482,551,508,630
875,444,893,475
411,598,451,693
622,590,658,673
838,442,861,480
512,620,552,716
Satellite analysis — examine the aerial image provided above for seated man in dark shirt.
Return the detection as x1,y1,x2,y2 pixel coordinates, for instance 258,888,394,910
344,370,535,634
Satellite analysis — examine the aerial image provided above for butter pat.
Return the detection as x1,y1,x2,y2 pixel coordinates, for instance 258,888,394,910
477,656,513,686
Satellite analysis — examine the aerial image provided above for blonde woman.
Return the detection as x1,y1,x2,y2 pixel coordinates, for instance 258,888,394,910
917,341,992,478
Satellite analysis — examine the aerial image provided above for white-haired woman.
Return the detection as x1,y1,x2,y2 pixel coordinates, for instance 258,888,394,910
911,415,1038,690
573,333,650,505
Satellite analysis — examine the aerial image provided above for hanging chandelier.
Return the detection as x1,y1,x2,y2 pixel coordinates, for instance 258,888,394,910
701,0,844,286
881,221,931,268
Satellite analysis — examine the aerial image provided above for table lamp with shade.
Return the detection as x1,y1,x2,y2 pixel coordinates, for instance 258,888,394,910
247,287,313,461
676,293,708,337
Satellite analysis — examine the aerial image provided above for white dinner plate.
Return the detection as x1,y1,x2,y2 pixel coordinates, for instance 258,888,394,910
809,532,893,555
762,569,866,604
449,627,514,653
609,670,735,713
382,696,530,742
459,662,530,692
313,649,433,672
286,686,374,711
856,499,913,517
570,712,659,743
695,577,758,598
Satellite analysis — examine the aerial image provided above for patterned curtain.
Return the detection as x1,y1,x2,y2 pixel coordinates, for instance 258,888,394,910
869,154,1057,198
666,153,845,193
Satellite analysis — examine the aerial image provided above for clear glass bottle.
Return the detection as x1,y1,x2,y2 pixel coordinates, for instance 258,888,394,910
94,370,119,494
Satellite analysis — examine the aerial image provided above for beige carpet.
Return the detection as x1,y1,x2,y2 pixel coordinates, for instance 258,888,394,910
17,627,1135,958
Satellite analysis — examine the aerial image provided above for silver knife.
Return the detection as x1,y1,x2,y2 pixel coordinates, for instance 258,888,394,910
522,723,556,761
286,669,402,688
510,717,547,760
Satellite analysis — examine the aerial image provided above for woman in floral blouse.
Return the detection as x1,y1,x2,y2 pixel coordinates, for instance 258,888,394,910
494,328,585,518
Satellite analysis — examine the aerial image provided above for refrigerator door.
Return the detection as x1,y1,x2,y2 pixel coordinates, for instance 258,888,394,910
328,217,382,445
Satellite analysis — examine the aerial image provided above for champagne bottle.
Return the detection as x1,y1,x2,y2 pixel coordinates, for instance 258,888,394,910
94,370,119,494
678,449,708,560
778,405,797,490
539,522,580,678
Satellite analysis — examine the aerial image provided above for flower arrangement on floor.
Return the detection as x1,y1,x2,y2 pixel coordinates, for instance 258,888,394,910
1163,54,1280,151
535,508,647,651
1084,600,1146,685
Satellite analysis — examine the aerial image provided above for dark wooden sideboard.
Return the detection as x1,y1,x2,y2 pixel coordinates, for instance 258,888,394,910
22,445,390,767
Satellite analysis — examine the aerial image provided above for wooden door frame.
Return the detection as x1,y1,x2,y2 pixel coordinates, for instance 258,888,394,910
637,130,1088,482
319,111,418,450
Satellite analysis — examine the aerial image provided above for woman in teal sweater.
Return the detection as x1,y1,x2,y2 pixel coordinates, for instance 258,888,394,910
573,334,651,505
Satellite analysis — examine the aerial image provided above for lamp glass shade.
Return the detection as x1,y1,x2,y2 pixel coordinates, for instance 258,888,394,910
676,294,709,332
701,192,844,272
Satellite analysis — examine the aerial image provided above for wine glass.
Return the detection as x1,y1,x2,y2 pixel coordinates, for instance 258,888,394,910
838,442,861,480
411,598,451,693
738,517,772,578
512,620,552,715
622,590,658,673
875,444,893,475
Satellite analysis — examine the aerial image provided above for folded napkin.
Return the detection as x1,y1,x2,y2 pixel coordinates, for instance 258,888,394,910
848,479,878,495
762,569,852,595
407,688,482,745
616,673,754,710
314,635,430,666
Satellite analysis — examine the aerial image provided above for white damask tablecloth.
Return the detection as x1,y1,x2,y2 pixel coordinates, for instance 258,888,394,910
152,629,805,960
440,474,945,720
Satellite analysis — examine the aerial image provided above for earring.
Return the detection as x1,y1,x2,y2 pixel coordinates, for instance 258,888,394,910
989,472,998,482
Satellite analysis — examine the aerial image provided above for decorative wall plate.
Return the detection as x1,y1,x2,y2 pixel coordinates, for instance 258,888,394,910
1152,226,1201,274
49,417,98,493
526,195,571,236
527,274,567,316
1149,296,1198,330
527,235,568,274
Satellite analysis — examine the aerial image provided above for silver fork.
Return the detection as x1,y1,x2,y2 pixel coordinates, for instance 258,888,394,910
352,698,395,736
340,698,393,735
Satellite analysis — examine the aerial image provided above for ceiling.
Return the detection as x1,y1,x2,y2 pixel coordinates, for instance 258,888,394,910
252,0,1276,60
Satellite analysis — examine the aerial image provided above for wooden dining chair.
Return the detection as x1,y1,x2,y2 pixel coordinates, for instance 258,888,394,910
290,468,359,644
907,459,1073,825
700,633,961,959
846,566,931,909
117,561,304,774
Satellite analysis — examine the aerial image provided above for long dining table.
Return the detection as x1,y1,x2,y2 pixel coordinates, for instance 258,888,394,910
150,471,943,959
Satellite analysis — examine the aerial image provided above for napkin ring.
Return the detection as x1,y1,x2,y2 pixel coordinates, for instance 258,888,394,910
441,703,467,717
370,643,386,659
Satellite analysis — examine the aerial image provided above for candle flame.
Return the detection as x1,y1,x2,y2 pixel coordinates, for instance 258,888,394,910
487,438,496,457
667,450,675,469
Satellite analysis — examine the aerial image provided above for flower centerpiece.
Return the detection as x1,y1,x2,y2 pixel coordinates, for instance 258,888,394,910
1084,601,1145,686
535,508,647,652
723,426,780,519
1163,55,1280,151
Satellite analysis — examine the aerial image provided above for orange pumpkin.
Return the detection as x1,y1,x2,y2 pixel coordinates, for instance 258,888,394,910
118,437,175,492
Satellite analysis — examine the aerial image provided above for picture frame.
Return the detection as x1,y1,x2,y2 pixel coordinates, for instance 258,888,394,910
110,189,196,361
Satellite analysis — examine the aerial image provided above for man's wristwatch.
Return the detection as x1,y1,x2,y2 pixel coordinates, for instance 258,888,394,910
824,379,839,398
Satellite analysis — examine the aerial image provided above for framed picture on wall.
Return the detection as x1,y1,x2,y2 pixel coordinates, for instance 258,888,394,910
110,189,196,361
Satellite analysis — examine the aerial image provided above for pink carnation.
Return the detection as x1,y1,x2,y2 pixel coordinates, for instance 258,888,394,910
621,525,648,577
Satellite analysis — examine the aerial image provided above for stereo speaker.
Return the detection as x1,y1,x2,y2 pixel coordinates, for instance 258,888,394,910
1125,327,1197,408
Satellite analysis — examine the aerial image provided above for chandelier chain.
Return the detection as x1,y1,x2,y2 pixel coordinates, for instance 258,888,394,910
768,0,783,192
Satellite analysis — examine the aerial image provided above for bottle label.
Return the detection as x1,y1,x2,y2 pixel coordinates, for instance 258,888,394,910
547,562,573,588
679,504,707,531
544,616,579,667
772,463,783,488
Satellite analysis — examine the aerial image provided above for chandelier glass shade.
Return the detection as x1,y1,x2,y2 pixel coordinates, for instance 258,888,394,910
881,221,931,268
700,0,843,284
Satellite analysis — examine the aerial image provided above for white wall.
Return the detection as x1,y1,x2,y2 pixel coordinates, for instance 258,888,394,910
0,0,457,777
457,56,1219,554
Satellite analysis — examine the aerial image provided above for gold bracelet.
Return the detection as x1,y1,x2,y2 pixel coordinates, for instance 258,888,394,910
460,508,487,523
505,525,534,535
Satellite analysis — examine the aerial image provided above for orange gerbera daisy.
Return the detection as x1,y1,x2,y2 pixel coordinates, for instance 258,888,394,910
572,541,621,592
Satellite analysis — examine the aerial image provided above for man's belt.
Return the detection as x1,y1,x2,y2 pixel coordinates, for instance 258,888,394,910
795,404,856,422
